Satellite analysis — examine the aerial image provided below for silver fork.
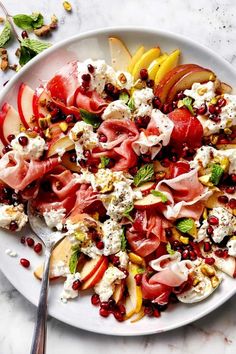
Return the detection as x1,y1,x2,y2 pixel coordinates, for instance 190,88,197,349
27,203,65,354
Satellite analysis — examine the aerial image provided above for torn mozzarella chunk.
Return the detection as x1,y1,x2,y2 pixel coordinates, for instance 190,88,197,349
227,239,236,257
102,219,122,256
11,133,46,160
102,100,131,120
43,208,66,231
133,88,154,117
61,272,81,301
184,81,215,108
115,71,134,90
94,266,126,302
115,250,129,268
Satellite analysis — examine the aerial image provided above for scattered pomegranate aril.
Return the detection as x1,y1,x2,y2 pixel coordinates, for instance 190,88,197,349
82,73,91,82
197,104,207,115
189,250,197,261
113,311,124,322
26,237,35,247
99,134,107,143
83,150,91,159
229,198,236,209
214,106,221,115
207,226,214,235
96,241,104,250
204,257,215,265
20,258,30,268
182,249,189,260
153,308,160,318
208,216,219,226
66,114,74,123
139,68,148,80
112,255,120,266
162,103,172,114
176,91,185,100
9,221,18,231
34,243,42,254
152,96,162,109
91,294,100,306
144,306,153,316
165,228,172,238
21,30,28,39
119,304,126,315
203,242,212,252
72,279,81,290
105,83,115,94
88,165,98,173
217,97,227,107
108,298,116,309
87,64,95,73
2,145,12,154
134,273,142,286
100,301,109,310
20,237,25,244
218,195,229,204
18,136,29,146
225,186,235,194
231,174,236,183
208,104,216,114
7,134,15,142
99,308,109,317
215,249,225,258
146,79,154,88
140,154,151,163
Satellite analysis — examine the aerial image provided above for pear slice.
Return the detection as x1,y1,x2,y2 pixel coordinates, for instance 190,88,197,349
125,263,142,318
155,49,180,84
147,53,168,80
128,46,145,73
108,37,132,71
132,47,161,81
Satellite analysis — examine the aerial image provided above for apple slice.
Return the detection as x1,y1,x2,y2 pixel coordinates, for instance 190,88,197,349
147,53,168,80
134,193,163,210
61,152,81,172
0,103,22,146
34,237,72,280
154,49,180,84
214,255,236,278
109,37,132,71
81,257,108,290
132,47,161,81
113,279,125,303
154,64,201,103
47,135,74,157
17,83,36,128
166,68,216,103
125,263,142,318
128,46,145,73
80,255,106,282
133,181,156,194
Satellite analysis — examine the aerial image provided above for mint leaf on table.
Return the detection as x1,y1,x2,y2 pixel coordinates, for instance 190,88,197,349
176,218,195,233
121,228,127,251
133,163,154,187
151,190,168,203
210,163,224,185
80,109,101,128
69,249,80,274
166,242,175,255
0,21,12,47
182,97,194,115
13,13,44,30
19,38,51,66
100,156,110,168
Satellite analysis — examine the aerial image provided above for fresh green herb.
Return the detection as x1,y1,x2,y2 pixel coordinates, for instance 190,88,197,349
151,190,168,203
19,38,51,66
182,97,194,115
121,227,127,251
176,218,195,233
119,91,130,104
210,163,224,185
13,13,44,30
166,242,175,255
133,163,154,187
136,267,145,274
123,204,134,221
79,109,101,128
128,96,135,111
69,249,80,274
100,156,110,168
0,21,11,47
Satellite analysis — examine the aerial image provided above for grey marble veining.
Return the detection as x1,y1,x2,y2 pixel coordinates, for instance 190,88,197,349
1,0,236,353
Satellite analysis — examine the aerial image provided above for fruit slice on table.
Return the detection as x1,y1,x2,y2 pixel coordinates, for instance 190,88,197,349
125,262,142,319
34,237,73,280
128,46,145,73
134,193,163,210
132,47,161,81
47,135,75,157
147,53,168,80
166,68,216,103
80,255,106,282
17,83,36,129
0,103,22,147
109,37,132,71
113,280,125,303
81,256,108,290
61,152,81,172
154,63,201,103
154,49,180,84
133,181,156,194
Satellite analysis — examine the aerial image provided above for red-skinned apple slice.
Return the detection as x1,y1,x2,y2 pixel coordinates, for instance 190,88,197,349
47,135,74,157
154,64,201,103
166,68,216,103
17,83,36,128
0,103,22,146
133,181,156,194
81,257,108,290
134,194,164,210
80,255,106,282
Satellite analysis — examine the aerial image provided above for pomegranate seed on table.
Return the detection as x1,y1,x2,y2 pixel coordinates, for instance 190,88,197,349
153,308,160,318
91,294,100,306
152,96,162,109
231,174,236,183
66,114,74,123
228,198,236,209
119,304,126,315
146,79,154,88
176,91,185,100
215,249,225,258
197,104,207,115
100,301,109,310
189,251,197,261
99,134,107,143
165,228,172,238
113,311,124,322
81,73,91,82
26,237,35,247
34,243,42,254
20,237,26,244
20,258,30,268
72,280,81,290
112,255,120,266
144,306,153,316
9,221,18,231
105,83,115,94
182,249,189,260
208,104,216,114
7,134,15,142
208,216,219,225
214,106,221,114
2,145,12,154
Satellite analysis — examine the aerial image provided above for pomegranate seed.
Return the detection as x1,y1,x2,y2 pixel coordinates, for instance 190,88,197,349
108,298,116,309
182,249,189,260
203,242,212,252
204,257,215,265
231,174,236,183
82,80,90,88
105,83,115,94
20,237,25,244
134,273,142,286
21,30,28,39
162,103,172,114
99,134,107,143
207,226,214,235
84,150,91,159
87,64,95,73
208,104,216,114
225,186,235,194
100,301,109,310
18,136,28,146
229,198,236,209
153,308,160,318
9,221,18,231
208,216,219,225
172,240,180,248
122,269,129,277
217,97,227,107
165,228,172,238
112,255,120,266
66,114,74,123
134,115,151,129
218,195,229,204
2,145,12,154
189,250,197,261
99,308,109,317
72,279,81,290
119,304,126,315
96,241,104,249
20,258,30,268
140,68,148,80
26,237,35,247
197,104,207,115
223,249,229,258
152,96,162,109
129,166,138,175
215,249,225,258
7,134,15,142
34,243,42,254
88,165,98,173
214,106,221,115
82,73,91,82
146,79,154,88
113,311,124,322
33,126,40,133
176,91,185,100
91,294,100,306
144,306,153,316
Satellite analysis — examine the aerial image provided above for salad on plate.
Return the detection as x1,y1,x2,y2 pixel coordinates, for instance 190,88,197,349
0,37,235,322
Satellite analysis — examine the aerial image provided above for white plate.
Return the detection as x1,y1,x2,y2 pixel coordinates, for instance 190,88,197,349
0,27,236,336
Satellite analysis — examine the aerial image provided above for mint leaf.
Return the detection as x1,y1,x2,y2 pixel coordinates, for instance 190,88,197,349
119,91,129,104
69,249,80,274
182,97,194,115
21,38,51,54
133,163,154,187
123,204,133,221
13,13,44,30
19,46,34,66
210,163,224,185
121,228,127,251
166,242,175,255
100,156,110,168
176,218,195,233
31,13,44,29
128,96,135,111
151,190,168,203
0,21,11,47
80,109,101,128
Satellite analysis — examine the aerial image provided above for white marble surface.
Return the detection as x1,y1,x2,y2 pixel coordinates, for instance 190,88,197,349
0,0,236,353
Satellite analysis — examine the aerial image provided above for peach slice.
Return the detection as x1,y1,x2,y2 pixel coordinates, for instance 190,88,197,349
0,103,22,146
80,255,106,282
81,257,108,290
134,193,163,210
17,83,35,128
47,135,74,157
128,46,145,73
147,53,168,80
166,68,216,103
109,37,132,71
132,47,161,81
154,49,180,84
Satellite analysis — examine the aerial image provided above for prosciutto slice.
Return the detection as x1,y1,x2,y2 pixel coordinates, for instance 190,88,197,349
141,273,172,304
0,151,59,191
48,168,80,200
132,109,174,159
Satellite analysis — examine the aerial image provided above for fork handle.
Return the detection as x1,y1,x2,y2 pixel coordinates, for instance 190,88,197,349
30,249,51,354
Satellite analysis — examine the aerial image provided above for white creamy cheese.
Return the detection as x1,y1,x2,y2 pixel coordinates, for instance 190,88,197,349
61,272,81,301
133,88,154,117
11,133,46,160
102,219,122,256
80,240,102,259
43,208,66,231
51,260,69,277
115,71,134,90
0,203,28,231
219,94,236,126
184,81,215,108
115,250,129,268
227,239,236,257
94,266,126,302
5,249,17,257
102,100,131,120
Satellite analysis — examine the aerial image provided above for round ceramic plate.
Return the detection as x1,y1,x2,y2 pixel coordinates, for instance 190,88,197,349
0,27,236,336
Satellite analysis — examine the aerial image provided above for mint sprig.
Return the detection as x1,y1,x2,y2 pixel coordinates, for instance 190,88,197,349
0,21,11,47
210,163,224,185
133,163,154,187
13,13,44,30
176,218,195,233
